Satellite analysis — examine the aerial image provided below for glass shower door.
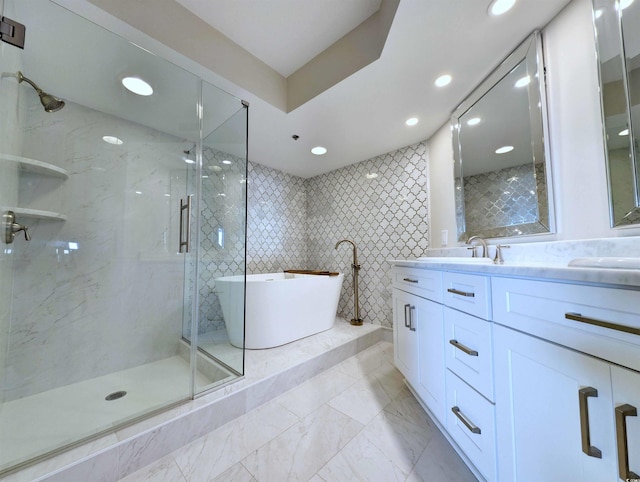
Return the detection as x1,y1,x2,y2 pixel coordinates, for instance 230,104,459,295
186,81,248,394
0,0,224,474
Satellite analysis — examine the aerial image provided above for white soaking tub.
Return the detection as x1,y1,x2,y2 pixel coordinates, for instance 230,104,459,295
215,272,344,349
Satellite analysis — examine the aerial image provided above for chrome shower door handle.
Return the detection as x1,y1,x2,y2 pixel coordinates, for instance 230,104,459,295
179,195,192,253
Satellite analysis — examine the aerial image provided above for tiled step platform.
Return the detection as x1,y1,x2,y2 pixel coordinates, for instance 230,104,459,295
6,319,388,481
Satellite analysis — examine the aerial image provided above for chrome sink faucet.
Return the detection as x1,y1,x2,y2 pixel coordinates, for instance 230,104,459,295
467,236,489,258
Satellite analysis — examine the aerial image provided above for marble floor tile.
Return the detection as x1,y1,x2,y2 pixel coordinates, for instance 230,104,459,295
406,430,477,482
118,454,186,482
316,431,408,481
116,341,476,482
241,404,363,481
211,462,256,482
327,374,392,426
275,363,358,418
171,399,299,480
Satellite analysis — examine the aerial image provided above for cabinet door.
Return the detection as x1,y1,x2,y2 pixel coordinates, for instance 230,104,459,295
415,296,445,424
494,324,616,482
611,366,640,481
393,289,419,384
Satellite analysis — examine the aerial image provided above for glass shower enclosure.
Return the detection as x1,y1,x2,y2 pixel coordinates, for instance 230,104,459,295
0,0,247,475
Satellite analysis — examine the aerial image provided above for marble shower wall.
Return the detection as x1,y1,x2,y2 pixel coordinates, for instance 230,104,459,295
3,98,190,401
237,141,430,329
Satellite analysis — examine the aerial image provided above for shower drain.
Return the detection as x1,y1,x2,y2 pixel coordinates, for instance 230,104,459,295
105,390,127,401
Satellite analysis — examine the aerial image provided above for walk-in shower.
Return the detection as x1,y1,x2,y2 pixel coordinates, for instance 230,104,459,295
0,0,247,475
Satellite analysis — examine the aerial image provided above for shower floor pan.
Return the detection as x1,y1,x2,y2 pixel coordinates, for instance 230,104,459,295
0,348,226,473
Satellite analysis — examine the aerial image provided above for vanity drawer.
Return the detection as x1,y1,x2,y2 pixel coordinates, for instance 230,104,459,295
443,272,491,319
492,276,640,372
444,306,494,402
445,370,497,482
392,267,443,302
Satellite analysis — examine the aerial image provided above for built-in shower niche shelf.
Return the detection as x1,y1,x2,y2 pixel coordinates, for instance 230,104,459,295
1,154,69,179
7,207,67,222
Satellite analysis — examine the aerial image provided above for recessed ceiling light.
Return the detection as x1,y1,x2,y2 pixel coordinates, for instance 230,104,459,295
184,158,195,164
466,117,481,126
222,160,232,165
496,145,514,154
135,191,142,195
434,74,452,87
594,8,603,18
405,117,419,126
122,76,153,96
619,128,630,136
515,75,531,88
311,146,327,155
366,173,379,179
210,165,223,172
102,135,123,145
489,0,516,16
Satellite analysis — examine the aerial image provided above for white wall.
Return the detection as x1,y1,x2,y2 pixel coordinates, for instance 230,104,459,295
428,0,640,248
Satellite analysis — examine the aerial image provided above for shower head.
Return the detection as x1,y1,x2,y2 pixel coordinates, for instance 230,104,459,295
17,71,65,112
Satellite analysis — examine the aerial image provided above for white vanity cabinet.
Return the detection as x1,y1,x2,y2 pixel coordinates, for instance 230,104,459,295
442,272,496,482
492,276,640,482
494,323,616,481
392,267,446,424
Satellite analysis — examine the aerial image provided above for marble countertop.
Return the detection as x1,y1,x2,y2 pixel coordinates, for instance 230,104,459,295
389,258,640,288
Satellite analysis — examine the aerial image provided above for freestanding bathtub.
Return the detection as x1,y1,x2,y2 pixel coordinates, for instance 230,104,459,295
215,272,344,349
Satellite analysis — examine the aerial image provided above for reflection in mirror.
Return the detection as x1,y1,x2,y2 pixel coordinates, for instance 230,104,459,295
452,32,554,241
593,0,640,225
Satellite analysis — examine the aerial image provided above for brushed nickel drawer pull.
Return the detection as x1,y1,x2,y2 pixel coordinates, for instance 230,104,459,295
403,277,419,283
616,403,639,480
565,312,640,336
404,304,410,328
447,288,475,297
578,387,602,458
449,339,478,356
409,306,416,332
451,406,481,434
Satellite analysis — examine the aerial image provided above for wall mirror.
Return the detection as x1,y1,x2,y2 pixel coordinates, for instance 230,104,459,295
452,31,554,241
593,0,640,226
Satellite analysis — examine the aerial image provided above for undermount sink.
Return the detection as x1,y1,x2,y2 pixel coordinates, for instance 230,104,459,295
568,257,640,269
416,257,493,264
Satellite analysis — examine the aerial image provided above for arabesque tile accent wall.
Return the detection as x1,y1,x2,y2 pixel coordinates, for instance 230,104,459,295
244,141,430,329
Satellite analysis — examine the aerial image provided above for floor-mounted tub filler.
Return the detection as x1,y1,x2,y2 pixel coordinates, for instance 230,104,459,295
216,272,344,349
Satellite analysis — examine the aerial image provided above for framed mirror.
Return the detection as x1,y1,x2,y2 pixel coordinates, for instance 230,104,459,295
452,31,554,241
593,0,640,226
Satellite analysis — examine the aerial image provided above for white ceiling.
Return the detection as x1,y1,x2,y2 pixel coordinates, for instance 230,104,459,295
20,0,575,179
175,0,382,77
243,0,573,178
